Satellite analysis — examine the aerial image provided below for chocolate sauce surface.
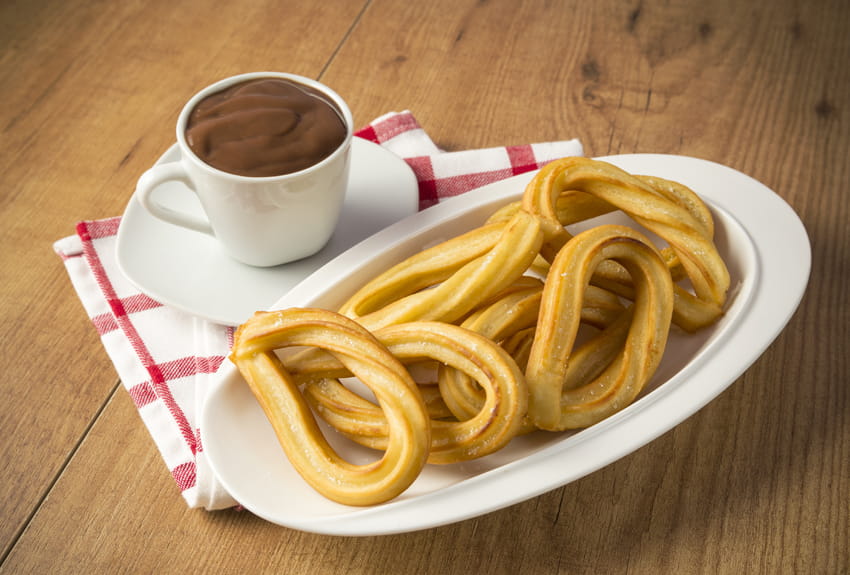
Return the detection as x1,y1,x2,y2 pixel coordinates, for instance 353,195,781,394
185,78,347,177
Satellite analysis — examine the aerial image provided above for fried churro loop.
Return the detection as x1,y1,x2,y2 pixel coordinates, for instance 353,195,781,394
283,210,543,375
526,225,675,430
439,278,628,426
338,222,507,319
230,308,430,506
303,321,528,464
231,156,732,505
522,157,729,330
341,209,544,331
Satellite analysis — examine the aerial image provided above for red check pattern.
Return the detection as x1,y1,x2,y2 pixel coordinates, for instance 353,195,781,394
360,112,583,210
53,111,582,510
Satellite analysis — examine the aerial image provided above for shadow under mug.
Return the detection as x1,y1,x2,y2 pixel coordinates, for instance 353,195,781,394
135,72,354,267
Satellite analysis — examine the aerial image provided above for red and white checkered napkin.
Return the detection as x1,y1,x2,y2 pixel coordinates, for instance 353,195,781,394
53,111,583,511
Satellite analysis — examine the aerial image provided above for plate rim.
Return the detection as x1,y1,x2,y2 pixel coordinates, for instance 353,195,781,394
202,153,811,535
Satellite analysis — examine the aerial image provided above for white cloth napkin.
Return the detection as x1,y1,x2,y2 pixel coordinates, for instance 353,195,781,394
53,111,583,510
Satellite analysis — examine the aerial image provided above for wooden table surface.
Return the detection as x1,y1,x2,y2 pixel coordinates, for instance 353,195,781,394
1,0,847,572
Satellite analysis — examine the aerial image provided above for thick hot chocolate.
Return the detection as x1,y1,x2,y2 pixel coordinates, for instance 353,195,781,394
185,77,347,177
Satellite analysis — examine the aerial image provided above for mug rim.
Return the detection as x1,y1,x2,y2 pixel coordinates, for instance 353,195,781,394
175,71,354,181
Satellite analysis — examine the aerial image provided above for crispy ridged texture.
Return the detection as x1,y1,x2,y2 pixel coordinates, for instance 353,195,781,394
522,157,729,331
303,322,528,464
284,209,543,373
526,225,675,430
229,308,430,506
341,209,544,331
338,223,507,318
441,280,630,430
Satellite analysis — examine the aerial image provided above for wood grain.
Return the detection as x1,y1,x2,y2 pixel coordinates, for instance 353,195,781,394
1,0,847,572
0,0,366,561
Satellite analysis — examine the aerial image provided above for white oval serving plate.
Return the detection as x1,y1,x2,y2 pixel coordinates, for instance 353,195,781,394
201,154,810,536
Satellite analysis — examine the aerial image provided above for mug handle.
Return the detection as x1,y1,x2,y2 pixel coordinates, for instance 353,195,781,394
136,162,214,235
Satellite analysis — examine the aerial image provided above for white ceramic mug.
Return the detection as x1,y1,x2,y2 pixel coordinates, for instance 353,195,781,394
136,72,353,267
